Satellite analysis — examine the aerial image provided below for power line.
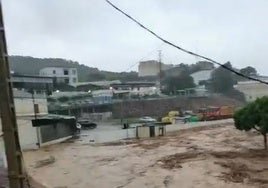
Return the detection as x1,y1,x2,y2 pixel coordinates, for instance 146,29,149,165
105,0,268,85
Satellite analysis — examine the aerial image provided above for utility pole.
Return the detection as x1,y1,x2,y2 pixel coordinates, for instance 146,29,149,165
0,2,27,187
158,50,162,91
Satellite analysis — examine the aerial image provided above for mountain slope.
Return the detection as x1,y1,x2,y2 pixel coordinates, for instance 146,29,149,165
9,56,100,82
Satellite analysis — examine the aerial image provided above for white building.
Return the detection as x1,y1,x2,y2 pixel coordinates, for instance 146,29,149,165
138,60,173,77
235,79,268,102
39,66,78,86
190,69,214,85
0,90,48,152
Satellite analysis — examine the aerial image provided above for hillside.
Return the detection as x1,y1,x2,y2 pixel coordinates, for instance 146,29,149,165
8,56,139,82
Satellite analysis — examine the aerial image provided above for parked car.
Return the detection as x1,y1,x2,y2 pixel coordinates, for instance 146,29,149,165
77,119,97,129
138,116,157,123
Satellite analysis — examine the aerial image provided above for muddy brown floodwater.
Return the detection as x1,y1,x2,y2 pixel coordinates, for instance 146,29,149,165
23,123,268,188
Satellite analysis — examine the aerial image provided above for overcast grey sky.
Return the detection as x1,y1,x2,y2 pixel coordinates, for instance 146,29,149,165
2,0,268,74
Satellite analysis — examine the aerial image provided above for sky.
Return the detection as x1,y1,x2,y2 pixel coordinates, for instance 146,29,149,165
2,0,268,74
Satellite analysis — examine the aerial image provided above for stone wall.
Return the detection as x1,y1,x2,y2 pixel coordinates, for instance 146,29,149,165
112,96,243,118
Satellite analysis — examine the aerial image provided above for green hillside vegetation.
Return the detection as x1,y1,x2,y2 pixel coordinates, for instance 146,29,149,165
9,56,140,82
9,56,257,86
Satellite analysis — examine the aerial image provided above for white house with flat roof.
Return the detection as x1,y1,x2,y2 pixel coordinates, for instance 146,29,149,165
235,76,268,102
39,66,78,86
190,69,214,85
138,60,173,77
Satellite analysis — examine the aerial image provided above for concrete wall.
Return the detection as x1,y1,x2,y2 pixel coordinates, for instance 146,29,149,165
39,122,75,143
112,96,242,118
0,116,75,151
81,112,112,121
17,118,39,150
84,119,233,144
138,60,173,77
190,69,214,85
40,67,78,85
15,98,48,116
0,117,39,150
85,128,136,143
235,81,268,102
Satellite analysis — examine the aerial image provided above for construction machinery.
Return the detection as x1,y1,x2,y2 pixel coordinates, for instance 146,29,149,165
161,110,183,124
197,106,234,121
161,106,234,124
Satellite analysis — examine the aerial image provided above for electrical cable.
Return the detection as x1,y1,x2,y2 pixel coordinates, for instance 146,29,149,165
105,0,268,85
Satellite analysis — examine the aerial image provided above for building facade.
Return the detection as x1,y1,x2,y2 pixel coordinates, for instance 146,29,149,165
138,60,173,77
235,80,268,102
0,89,48,151
11,74,53,94
190,69,214,85
39,67,78,86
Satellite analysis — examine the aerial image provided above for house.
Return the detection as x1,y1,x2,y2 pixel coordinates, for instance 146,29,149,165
111,82,158,96
138,60,173,77
235,76,268,102
73,80,121,91
0,89,48,150
92,90,113,105
39,66,78,86
0,89,77,151
47,91,113,120
190,69,214,85
11,74,53,94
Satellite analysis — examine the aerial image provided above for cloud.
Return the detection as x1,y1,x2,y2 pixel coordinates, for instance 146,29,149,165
2,0,268,74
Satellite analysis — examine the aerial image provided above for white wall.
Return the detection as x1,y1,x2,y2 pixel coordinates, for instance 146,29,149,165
235,81,268,102
16,118,39,150
0,118,38,150
15,98,48,116
85,128,136,143
190,70,213,85
39,67,78,85
138,61,173,77
132,87,158,95
84,119,234,144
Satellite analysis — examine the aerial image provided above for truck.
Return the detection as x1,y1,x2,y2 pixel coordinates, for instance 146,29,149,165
197,106,234,121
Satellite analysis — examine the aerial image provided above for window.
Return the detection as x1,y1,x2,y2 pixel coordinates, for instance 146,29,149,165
36,90,43,94
72,69,76,75
34,104,39,114
64,78,69,84
73,78,77,83
53,70,56,74
64,70,69,75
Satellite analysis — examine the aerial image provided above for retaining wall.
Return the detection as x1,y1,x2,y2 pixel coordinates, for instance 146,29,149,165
112,96,242,118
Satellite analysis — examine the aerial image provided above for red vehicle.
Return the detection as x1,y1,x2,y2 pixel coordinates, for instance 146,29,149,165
198,106,234,121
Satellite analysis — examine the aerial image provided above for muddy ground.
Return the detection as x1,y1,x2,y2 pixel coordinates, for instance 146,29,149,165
24,124,268,188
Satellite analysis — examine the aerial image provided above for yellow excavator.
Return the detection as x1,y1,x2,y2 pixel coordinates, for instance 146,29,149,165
161,110,182,124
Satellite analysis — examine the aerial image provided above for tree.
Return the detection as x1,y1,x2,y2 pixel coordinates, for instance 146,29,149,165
240,66,257,77
162,71,195,95
233,96,268,149
87,72,106,81
210,62,234,93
